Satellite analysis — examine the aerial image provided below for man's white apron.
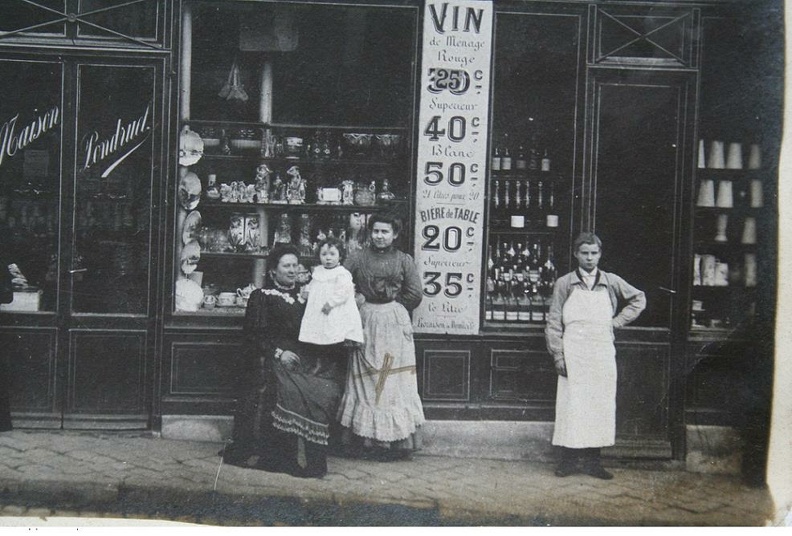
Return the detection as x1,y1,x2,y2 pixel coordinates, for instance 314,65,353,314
552,286,617,448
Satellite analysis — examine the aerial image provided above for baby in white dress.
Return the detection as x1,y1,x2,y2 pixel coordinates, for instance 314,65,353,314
298,237,364,346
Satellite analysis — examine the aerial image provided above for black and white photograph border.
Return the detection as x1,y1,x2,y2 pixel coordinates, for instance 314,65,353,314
0,0,789,529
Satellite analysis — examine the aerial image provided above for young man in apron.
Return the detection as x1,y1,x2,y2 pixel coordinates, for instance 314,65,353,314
545,232,646,479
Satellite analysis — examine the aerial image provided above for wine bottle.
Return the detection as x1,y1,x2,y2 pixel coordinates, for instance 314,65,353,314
485,275,495,321
530,282,544,322
505,278,519,322
515,145,527,171
528,133,539,171
492,279,506,321
491,142,502,172
520,242,532,283
501,133,513,171
514,181,522,208
528,240,541,285
517,280,531,323
505,241,516,265
541,149,551,172
524,180,532,210
542,244,558,285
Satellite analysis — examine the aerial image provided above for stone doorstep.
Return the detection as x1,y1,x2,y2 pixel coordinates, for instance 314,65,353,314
160,416,718,470
161,416,559,462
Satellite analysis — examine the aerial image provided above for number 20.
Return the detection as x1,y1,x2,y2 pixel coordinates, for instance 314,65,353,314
422,225,462,252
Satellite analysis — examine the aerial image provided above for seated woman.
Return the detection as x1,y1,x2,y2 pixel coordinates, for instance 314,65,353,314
222,244,345,478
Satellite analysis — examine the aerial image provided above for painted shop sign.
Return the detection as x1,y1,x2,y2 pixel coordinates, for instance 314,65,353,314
0,105,60,168
81,103,152,178
412,0,493,335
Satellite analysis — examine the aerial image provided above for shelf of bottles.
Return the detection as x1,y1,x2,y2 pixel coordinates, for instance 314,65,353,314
484,131,560,326
488,132,560,231
485,237,558,324
690,138,764,333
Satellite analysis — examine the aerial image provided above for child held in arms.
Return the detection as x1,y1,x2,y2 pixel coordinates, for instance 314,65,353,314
298,237,364,349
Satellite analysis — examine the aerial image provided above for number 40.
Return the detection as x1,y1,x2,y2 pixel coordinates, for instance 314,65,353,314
423,115,466,142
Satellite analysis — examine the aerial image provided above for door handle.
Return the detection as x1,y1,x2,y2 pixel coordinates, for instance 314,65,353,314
658,286,677,294
69,268,88,274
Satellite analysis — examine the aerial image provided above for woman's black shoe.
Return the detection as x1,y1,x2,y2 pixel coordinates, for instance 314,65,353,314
332,444,364,459
294,466,327,479
368,448,413,462
581,464,613,480
382,449,413,461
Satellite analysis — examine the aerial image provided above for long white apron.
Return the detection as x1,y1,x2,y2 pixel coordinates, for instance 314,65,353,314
552,286,617,448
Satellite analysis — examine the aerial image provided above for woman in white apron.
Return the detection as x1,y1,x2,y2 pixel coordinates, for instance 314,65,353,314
545,232,646,479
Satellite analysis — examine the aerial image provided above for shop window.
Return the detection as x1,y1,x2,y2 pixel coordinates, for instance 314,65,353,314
189,3,415,125
0,59,63,314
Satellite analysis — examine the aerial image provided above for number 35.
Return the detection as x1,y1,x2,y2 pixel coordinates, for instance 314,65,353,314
423,271,463,297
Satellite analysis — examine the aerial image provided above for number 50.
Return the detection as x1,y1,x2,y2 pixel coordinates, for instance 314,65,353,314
424,162,466,186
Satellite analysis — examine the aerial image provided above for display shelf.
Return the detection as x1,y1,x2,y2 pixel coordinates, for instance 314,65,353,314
176,307,246,316
197,201,406,212
198,155,397,167
487,228,557,236
200,251,268,259
691,129,768,338
185,119,409,132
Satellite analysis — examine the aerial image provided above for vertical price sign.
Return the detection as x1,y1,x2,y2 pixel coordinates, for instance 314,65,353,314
412,1,493,335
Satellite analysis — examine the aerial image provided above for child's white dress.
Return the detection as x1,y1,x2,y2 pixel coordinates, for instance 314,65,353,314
299,265,364,345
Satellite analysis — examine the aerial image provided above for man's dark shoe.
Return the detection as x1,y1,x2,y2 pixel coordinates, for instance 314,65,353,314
554,462,578,477
581,464,613,480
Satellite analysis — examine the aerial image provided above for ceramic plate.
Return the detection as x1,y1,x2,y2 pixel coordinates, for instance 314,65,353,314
179,127,204,166
180,240,201,275
182,210,202,245
178,172,202,211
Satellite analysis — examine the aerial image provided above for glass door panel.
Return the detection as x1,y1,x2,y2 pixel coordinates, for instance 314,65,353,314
73,64,155,315
0,1,67,36
591,71,692,328
77,0,161,40
0,59,63,314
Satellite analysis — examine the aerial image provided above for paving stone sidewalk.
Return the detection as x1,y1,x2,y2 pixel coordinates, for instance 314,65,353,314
0,430,778,526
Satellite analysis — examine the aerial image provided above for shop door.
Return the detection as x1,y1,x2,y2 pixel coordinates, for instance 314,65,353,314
62,59,162,429
0,1,166,430
585,68,695,457
0,56,163,430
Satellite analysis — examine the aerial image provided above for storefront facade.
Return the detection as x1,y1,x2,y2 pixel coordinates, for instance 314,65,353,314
0,0,781,466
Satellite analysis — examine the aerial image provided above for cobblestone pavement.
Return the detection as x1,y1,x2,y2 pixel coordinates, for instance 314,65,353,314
0,430,779,526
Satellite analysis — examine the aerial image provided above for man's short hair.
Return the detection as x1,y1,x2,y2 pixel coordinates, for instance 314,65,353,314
573,232,602,252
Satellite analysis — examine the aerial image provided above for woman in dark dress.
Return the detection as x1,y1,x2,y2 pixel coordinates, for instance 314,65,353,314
222,244,344,478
